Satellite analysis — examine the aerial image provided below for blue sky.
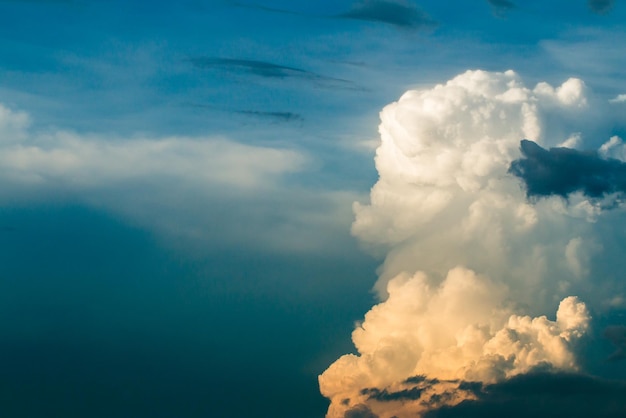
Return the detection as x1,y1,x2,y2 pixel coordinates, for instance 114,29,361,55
1,1,626,417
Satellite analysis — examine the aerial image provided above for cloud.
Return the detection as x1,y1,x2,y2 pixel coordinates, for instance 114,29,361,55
338,0,436,29
604,326,626,361
610,94,626,103
320,268,590,417
509,139,626,199
588,0,614,14
0,100,366,255
187,57,360,90
320,69,626,417
234,110,304,123
344,404,379,418
423,372,626,418
231,0,435,30
185,103,304,124
0,131,303,190
486,0,515,17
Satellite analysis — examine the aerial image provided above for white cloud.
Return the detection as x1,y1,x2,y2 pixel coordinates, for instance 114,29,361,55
609,94,626,103
320,69,626,417
320,268,589,417
0,131,304,189
0,100,365,255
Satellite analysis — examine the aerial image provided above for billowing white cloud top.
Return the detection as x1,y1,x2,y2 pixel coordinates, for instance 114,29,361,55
321,70,626,417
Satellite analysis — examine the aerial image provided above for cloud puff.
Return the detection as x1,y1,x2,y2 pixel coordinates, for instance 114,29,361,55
509,139,626,199
320,69,626,417
338,0,435,29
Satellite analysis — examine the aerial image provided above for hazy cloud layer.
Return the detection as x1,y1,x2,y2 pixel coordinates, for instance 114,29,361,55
0,101,364,255
320,70,626,417
509,139,626,199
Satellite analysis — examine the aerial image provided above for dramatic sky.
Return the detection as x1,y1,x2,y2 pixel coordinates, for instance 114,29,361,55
1,1,626,417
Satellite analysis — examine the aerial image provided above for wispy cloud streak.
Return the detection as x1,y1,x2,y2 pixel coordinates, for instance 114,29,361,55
187,57,362,90
232,0,435,29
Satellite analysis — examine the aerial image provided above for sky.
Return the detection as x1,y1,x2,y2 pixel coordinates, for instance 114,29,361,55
1,1,626,417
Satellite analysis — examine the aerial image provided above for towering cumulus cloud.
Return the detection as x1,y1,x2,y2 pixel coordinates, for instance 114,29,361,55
320,70,626,417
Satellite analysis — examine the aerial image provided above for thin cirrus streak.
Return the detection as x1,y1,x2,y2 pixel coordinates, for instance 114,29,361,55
320,69,626,417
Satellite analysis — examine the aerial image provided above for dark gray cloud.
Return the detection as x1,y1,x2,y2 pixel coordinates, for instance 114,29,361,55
361,386,424,402
605,325,626,362
188,57,316,79
588,0,614,14
404,375,443,385
234,110,304,123
187,57,361,90
424,372,626,418
509,139,626,199
344,404,379,418
185,103,304,123
338,0,436,29
486,0,515,17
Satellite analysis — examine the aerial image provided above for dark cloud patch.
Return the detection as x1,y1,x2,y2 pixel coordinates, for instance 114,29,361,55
424,372,626,418
184,103,304,124
404,375,444,385
338,0,436,29
605,325,626,362
361,386,424,402
187,57,361,90
509,139,626,199
188,57,316,79
588,0,614,14
486,0,515,17
344,403,379,418
234,110,304,123
233,0,435,30
457,381,484,396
